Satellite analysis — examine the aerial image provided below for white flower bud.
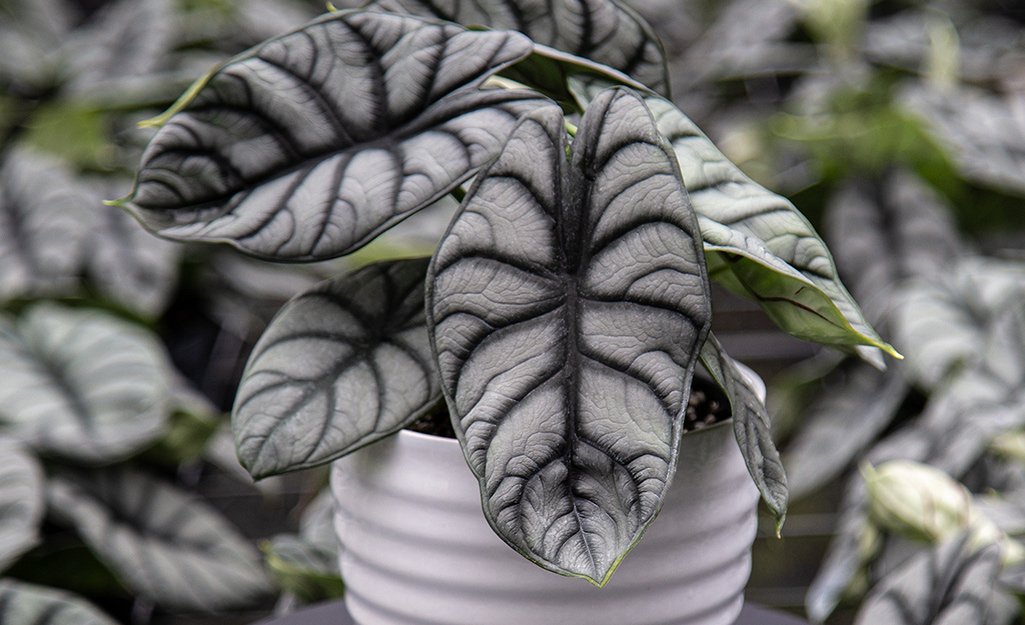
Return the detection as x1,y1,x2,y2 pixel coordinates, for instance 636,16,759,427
861,460,971,543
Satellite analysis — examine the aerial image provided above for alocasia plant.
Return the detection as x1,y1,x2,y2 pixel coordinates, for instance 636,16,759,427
117,1,897,585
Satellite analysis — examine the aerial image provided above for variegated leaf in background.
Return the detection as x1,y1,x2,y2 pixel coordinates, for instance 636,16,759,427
0,580,118,625
121,10,551,261
47,467,273,612
363,0,670,96
854,539,1004,625
234,258,440,478
428,88,711,584
0,435,44,573
699,332,787,526
0,304,175,464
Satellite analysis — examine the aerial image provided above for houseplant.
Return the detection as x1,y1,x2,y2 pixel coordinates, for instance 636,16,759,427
114,0,898,620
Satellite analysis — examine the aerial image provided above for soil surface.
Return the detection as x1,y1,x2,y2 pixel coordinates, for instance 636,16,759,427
405,376,732,438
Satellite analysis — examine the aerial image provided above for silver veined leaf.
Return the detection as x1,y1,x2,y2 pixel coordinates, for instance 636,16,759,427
0,580,119,625
571,83,896,362
365,0,670,96
0,304,174,465
699,333,787,528
121,10,551,261
640,94,898,362
427,87,711,584
784,362,908,501
854,538,1002,625
46,467,273,612
234,258,440,478
0,435,44,573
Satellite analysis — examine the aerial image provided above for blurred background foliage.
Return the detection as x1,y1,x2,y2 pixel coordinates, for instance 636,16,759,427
1,0,1025,623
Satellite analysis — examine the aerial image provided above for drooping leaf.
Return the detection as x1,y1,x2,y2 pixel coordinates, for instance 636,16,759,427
121,10,552,261
234,258,440,478
0,435,44,573
365,0,669,96
0,580,118,625
262,534,345,603
427,88,711,584
46,467,273,611
785,362,908,500
0,304,175,464
854,538,1002,625
699,332,787,527
569,81,897,362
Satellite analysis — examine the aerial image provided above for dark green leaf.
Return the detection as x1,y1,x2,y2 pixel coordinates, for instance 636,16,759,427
699,332,787,528
366,0,669,95
47,467,273,611
234,258,440,478
0,580,118,625
427,88,711,584
0,304,174,464
121,10,550,261
0,435,44,573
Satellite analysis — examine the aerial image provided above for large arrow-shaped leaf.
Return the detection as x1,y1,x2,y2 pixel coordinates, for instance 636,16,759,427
569,81,898,363
233,258,440,478
0,436,44,573
47,467,272,612
427,87,711,584
0,304,174,465
121,10,551,261
0,580,119,625
366,0,669,96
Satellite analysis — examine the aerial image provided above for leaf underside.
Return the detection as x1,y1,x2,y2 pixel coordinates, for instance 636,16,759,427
47,467,272,612
427,87,711,584
366,0,670,96
233,258,440,478
124,10,550,261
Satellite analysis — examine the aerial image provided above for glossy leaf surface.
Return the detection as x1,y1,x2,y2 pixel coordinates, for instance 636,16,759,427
0,436,44,573
0,580,118,625
234,258,440,478
47,467,272,611
0,305,174,464
123,10,548,261
428,88,711,584
367,0,669,95
699,333,787,526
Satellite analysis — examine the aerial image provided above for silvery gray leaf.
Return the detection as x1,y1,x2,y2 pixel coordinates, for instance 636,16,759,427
699,332,787,525
824,171,963,327
62,0,174,98
0,580,118,625
234,258,440,478
0,435,44,573
806,484,871,622
0,149,93,303
0,0,69,91
854,538,1002,625
366,0,670,95
0,304,174,464
900,84,1025,196
634,92,896,362
47,467,272,611
428,88,711,584
123,10,548,261
785,363,908,501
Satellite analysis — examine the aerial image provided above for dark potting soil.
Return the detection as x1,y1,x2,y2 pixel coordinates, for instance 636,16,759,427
404,376,732,439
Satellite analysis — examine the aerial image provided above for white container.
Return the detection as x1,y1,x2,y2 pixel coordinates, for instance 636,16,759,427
331,373,763,625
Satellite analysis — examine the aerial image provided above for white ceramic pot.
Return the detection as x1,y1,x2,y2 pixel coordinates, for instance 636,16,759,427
331,372,763,625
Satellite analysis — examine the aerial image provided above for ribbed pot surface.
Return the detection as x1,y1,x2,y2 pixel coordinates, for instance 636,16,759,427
331,398,761,625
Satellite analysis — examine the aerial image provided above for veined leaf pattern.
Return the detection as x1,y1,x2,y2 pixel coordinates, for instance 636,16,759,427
366,0,670,95
699,332,787,527
0,304,174,465
233,258,440,478
123,10,550,261
427,88,711,584
0,436,44,573
47,467,272,611
0,580,118,625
